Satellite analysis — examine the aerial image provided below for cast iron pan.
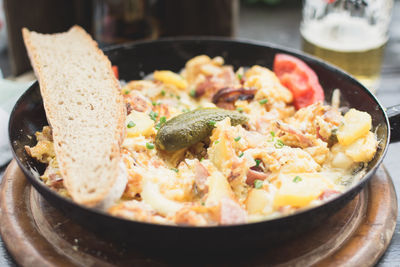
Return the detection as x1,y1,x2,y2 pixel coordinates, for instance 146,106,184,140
8,38,400,253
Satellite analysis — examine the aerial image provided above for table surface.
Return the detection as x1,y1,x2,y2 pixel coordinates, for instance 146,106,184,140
1,2,400,266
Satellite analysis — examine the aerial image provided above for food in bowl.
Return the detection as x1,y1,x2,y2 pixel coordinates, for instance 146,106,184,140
27,52,378,226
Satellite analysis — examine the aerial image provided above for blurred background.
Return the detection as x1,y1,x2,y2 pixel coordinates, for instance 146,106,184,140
0,0,399,87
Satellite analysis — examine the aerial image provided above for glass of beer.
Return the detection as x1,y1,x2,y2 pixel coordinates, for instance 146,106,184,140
300,0,394,93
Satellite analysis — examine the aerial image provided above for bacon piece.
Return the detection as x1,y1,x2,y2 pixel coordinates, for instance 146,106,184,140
323,109,341,126
194,160,209,193
276,121,315,147
195,76,213,97
125,91,151,113
246,168,268,185
219,197,247,225
318,189,340,200
126,102,133,115
195,67,237,98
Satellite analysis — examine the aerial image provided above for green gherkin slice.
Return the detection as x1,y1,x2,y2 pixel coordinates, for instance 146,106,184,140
155,108,248,151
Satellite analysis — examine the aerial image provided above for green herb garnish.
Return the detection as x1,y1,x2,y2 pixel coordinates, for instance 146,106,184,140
171,168,179,173
234,136,241,142
236,107,244,113
208,120,216,126
237,73,243,80
155,116,167,130
274,139,284,148
254,179,263,189
214,140,220,145
259,98,268,105
124,89,130,95
293,176,302,183
161,90,166,96
127,121,136,128
238,152,244,158
255,159,261,167
146,143,155,149
270,131,275,138
149,111,158,121
189,89,196,98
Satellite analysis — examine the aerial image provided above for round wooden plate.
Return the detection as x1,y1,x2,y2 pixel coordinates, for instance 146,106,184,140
0,160,397,266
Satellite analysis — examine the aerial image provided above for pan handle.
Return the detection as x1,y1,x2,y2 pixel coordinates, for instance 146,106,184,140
387,104,400,143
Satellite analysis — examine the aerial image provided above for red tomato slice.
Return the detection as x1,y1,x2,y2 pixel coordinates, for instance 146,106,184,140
112,65,119,79
273,53,324,109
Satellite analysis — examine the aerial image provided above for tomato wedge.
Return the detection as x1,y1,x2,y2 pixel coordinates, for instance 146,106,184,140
112,65,119,79
273,53,324,109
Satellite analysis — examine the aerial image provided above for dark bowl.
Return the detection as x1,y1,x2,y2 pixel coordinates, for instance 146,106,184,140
9,38,391,252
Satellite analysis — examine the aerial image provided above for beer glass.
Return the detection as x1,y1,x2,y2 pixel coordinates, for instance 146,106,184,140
301,0,393,93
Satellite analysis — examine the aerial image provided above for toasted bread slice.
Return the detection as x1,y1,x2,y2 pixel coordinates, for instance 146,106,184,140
22,26,127,207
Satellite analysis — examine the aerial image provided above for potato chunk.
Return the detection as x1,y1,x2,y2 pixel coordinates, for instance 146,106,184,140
126,110,155,137
154,70,188,89
337,109,372,146
274,173,333,208
246,189,271,215
206,171,234,206
345,132,378,162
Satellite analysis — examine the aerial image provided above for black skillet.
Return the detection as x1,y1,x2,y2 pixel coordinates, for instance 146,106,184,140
8,38,400,252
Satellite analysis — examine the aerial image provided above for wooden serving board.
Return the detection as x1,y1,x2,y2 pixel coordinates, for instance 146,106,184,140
0,160,397,266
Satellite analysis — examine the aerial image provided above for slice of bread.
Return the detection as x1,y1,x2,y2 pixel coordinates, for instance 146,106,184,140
22,26,127,207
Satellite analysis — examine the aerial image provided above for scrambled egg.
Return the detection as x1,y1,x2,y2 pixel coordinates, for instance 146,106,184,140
28,55,378,226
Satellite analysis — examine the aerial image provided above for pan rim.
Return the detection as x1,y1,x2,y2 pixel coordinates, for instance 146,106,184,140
9,38,391,230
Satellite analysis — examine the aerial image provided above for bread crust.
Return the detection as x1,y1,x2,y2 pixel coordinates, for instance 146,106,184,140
22,26,126,206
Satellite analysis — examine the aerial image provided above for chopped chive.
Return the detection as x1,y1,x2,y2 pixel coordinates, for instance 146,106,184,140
127,121,136,128
214,140,220,145
176,95,181,100
155,117,166,130
236,107,244,113
208,120,216,126
254,179,263,189
171,168,179,173
238,152,244,158
146,142,155,149
161,90,166,96
152,101,157,106
189,89,196,98
201,201,205,206
293,176,302,183
182,108,189,113
255,159,261,167
237,73,243,80
259,98,268,105
200,157,205,162
270,131,275,138
124,89,130,95
234,136,241,142
149,111,158,121
274,139,284,148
